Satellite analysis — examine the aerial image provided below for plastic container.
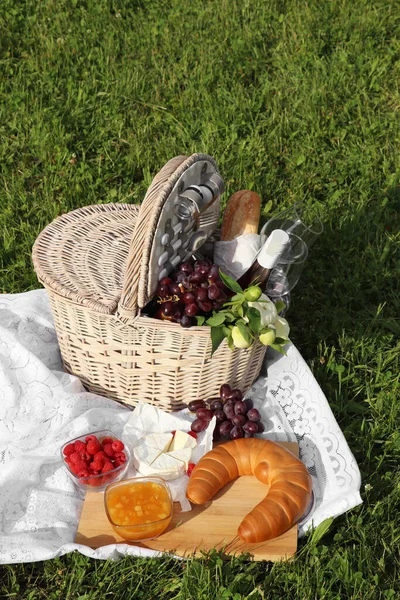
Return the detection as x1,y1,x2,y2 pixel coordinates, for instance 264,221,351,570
60,429,130,492
104,477,173,541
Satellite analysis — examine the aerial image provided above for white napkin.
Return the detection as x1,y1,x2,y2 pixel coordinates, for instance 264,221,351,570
213,233,261,279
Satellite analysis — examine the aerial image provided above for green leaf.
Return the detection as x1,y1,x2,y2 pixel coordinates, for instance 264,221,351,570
274,301,286,314
223,312,235,322
195,315,205,326
222,325,232,337
296,154,306,166
227,332,235,351
308,518,334,547
206,312,227,327
210,326,226,356
236,321,253,345
237,304,244,318
270,343,287,355
229,293,246,303
246,307,262,334
219,270,243,294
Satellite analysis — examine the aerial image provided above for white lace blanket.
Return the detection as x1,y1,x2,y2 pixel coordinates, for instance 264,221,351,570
0,290,362,564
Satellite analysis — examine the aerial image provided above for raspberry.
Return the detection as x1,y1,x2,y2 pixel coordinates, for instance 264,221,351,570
102,461,115,473
188,431,197,439
69,452,82,465
103,444,115,457
187,463,196,477
77,469,90,478
111,440,124,453
88,476,104,487
114,452,126,463
79,450,91,462
90,460,103,473
114,458,123,468
86,440,101,455
93,451,107,464
74,440,86,453
85,435,97,443
63,443,76,456
70,460,88,474
101,437,114,446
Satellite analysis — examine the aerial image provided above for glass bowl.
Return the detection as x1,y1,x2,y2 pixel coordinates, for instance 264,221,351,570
104,477,173,541
60,429,130,492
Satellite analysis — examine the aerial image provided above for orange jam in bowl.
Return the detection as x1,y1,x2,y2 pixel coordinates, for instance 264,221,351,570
104,477,173,541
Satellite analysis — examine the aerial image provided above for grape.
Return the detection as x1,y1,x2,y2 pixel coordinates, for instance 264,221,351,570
212,300,224,311
247,408,261,422
223,403,235,420
162,301,174,317
234,400,247,415
180,315,193,327
197,265,210,277
208,284,220,300
244,398,254,411
195,288,208,302
210,399,223,411
170,283,181,296
174,272,187,284
185,303,198,317
191,419,208,433
179,262,193,274
188,399,206,412
182,292,195,304
195,259,211,271
243,421,258,435
200,282,209,289
227,389,243,402
257,421,265,433
218,421,232,437
220,384,232,400
208,264,220,283
230,426,244,440
231,414,246,427
196,408,214,422
189,271,204,285
214,409,226,423
198,299,213,313
160,277,173,287
157,284,170,299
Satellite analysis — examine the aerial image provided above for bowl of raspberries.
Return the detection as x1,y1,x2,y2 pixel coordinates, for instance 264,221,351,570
61,430,130,491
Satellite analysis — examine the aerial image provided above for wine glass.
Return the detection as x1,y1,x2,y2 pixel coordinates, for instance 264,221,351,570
264,233,308,298
261,202,323,249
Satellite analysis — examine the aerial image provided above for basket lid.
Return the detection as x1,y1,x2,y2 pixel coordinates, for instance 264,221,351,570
118,153,224,317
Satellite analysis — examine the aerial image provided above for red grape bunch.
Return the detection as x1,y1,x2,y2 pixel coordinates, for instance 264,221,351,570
188,383,264,441
153,259,229,328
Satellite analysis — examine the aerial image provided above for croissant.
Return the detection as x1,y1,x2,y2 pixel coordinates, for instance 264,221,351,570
186,438,312,543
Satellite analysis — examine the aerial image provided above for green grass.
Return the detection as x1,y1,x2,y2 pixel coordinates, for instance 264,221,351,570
0,0,399,597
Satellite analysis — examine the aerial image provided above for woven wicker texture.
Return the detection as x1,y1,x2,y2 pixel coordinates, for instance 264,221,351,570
32,155,267,410
32,204,139,315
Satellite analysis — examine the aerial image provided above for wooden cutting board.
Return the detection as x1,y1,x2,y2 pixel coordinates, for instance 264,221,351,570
75,441,298,561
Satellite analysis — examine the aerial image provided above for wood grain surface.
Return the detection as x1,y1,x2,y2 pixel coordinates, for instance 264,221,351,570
75,441,299,561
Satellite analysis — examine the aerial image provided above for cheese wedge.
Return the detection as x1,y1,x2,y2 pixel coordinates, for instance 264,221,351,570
135,452,186,480
168,430,197,452
132,433,173,470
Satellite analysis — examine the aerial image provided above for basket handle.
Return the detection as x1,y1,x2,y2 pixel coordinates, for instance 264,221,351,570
118,155,213,318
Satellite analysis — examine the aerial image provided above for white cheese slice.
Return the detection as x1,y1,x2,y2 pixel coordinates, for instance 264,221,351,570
168,430,197,452
136,452,186,481
132,432,173,471
167,447,193,468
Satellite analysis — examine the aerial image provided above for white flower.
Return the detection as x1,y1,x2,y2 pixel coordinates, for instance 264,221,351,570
247,294,278,326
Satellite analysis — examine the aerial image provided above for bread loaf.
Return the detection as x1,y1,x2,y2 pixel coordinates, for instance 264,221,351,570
186,438,312,543
220,190,261,241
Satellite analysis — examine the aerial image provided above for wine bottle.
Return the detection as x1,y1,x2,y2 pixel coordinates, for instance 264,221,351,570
237,229,289,290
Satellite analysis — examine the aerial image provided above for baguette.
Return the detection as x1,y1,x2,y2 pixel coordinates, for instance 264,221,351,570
220,190,261,241
186,438,312,543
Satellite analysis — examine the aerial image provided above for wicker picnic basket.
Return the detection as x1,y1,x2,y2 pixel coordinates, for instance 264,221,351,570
32,154,267,411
